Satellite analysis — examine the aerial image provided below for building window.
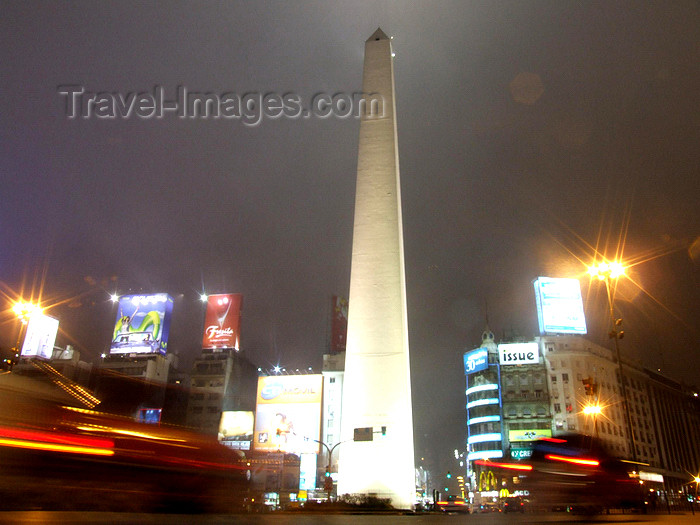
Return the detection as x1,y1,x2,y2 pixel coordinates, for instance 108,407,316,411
554,403,561,414
562,373,569,383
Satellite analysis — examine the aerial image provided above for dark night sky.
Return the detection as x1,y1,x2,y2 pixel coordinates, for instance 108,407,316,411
1,1,699,464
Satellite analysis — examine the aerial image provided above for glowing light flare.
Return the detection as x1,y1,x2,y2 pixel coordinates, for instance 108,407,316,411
582,405,602,416
0,426,114,456
545,454,600,467
12,301,42,323
199,293,208,302
587,260,626,280
474,459,533,471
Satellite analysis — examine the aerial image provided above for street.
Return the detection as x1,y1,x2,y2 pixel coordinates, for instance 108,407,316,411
0,511,696,525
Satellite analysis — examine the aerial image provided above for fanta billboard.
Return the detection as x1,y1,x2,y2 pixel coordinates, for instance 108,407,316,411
254,375,323,455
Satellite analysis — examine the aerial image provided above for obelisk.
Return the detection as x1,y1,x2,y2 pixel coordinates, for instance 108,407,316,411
337,28,415,509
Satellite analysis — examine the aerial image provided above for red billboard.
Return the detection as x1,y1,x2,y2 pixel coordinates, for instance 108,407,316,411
330,295,348,353
202,294,242,349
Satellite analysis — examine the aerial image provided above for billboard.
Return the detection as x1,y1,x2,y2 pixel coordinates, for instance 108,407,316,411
254,375,323,455
498,342,539,365
110,294,173,355
202,293,242,349
508,429,552,442
219,411,254,450
464,347,489,375
533,277,587,334
20,313,59,359
330,295,348,353
299,453,318,491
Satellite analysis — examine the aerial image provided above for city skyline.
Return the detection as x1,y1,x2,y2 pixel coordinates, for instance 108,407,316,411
1,2,699,462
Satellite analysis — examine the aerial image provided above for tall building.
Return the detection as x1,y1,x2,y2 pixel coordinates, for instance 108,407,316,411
186,348,257,437
338,28,415,509
464,331,700,507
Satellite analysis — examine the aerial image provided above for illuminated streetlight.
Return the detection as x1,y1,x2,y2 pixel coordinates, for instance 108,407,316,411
12,301,42,324
588,259,637,462
199,293,208,302
582,404,602,416
109,293,119,303
11,301,42,363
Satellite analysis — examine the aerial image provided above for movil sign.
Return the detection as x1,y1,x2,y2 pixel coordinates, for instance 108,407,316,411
498,342,539,365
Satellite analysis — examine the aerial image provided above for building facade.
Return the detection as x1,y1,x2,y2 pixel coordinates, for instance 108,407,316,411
186,348,257,436
464,331,700,505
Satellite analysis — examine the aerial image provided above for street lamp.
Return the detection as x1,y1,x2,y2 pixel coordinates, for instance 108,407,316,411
588,260,637,463
11,301,42,357
582,404,602,437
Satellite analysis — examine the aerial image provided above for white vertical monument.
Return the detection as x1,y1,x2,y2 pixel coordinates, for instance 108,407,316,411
337,28,415,509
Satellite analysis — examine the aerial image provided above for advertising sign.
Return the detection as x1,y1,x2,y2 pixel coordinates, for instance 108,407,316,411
508,429,552,442
510,448,533,459
533,277,587,334
136,408,162,424
219,411,254,450
20,313,59,359
299,453,318,491
498,342,539,365
202,294,242,349
330,295,348,353
254,375,323,455
464,347,489,375
110,294,173,355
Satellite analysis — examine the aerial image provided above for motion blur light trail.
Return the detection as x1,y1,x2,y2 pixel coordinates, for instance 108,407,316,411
0,426,115,456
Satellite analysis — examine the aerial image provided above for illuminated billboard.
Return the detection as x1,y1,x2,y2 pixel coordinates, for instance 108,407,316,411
464,347,489,375
254,375,323,455
110,294,173,355
202,294,242,349
219,411,254,450
533,277,587,334
20,313,59,359
508,429,552,442
498,342,539,365
299,452,318,491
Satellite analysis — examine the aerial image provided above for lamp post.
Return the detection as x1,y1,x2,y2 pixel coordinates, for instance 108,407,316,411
588,261,638,463
315,439,348,500
582,404,602,437
11,301,42,359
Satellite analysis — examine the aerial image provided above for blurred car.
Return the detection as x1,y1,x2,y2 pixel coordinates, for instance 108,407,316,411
502,496,526,512
474,502,502,513
436,495,470,513
111,331,160,354
0,373,250,512
476,434,645,513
